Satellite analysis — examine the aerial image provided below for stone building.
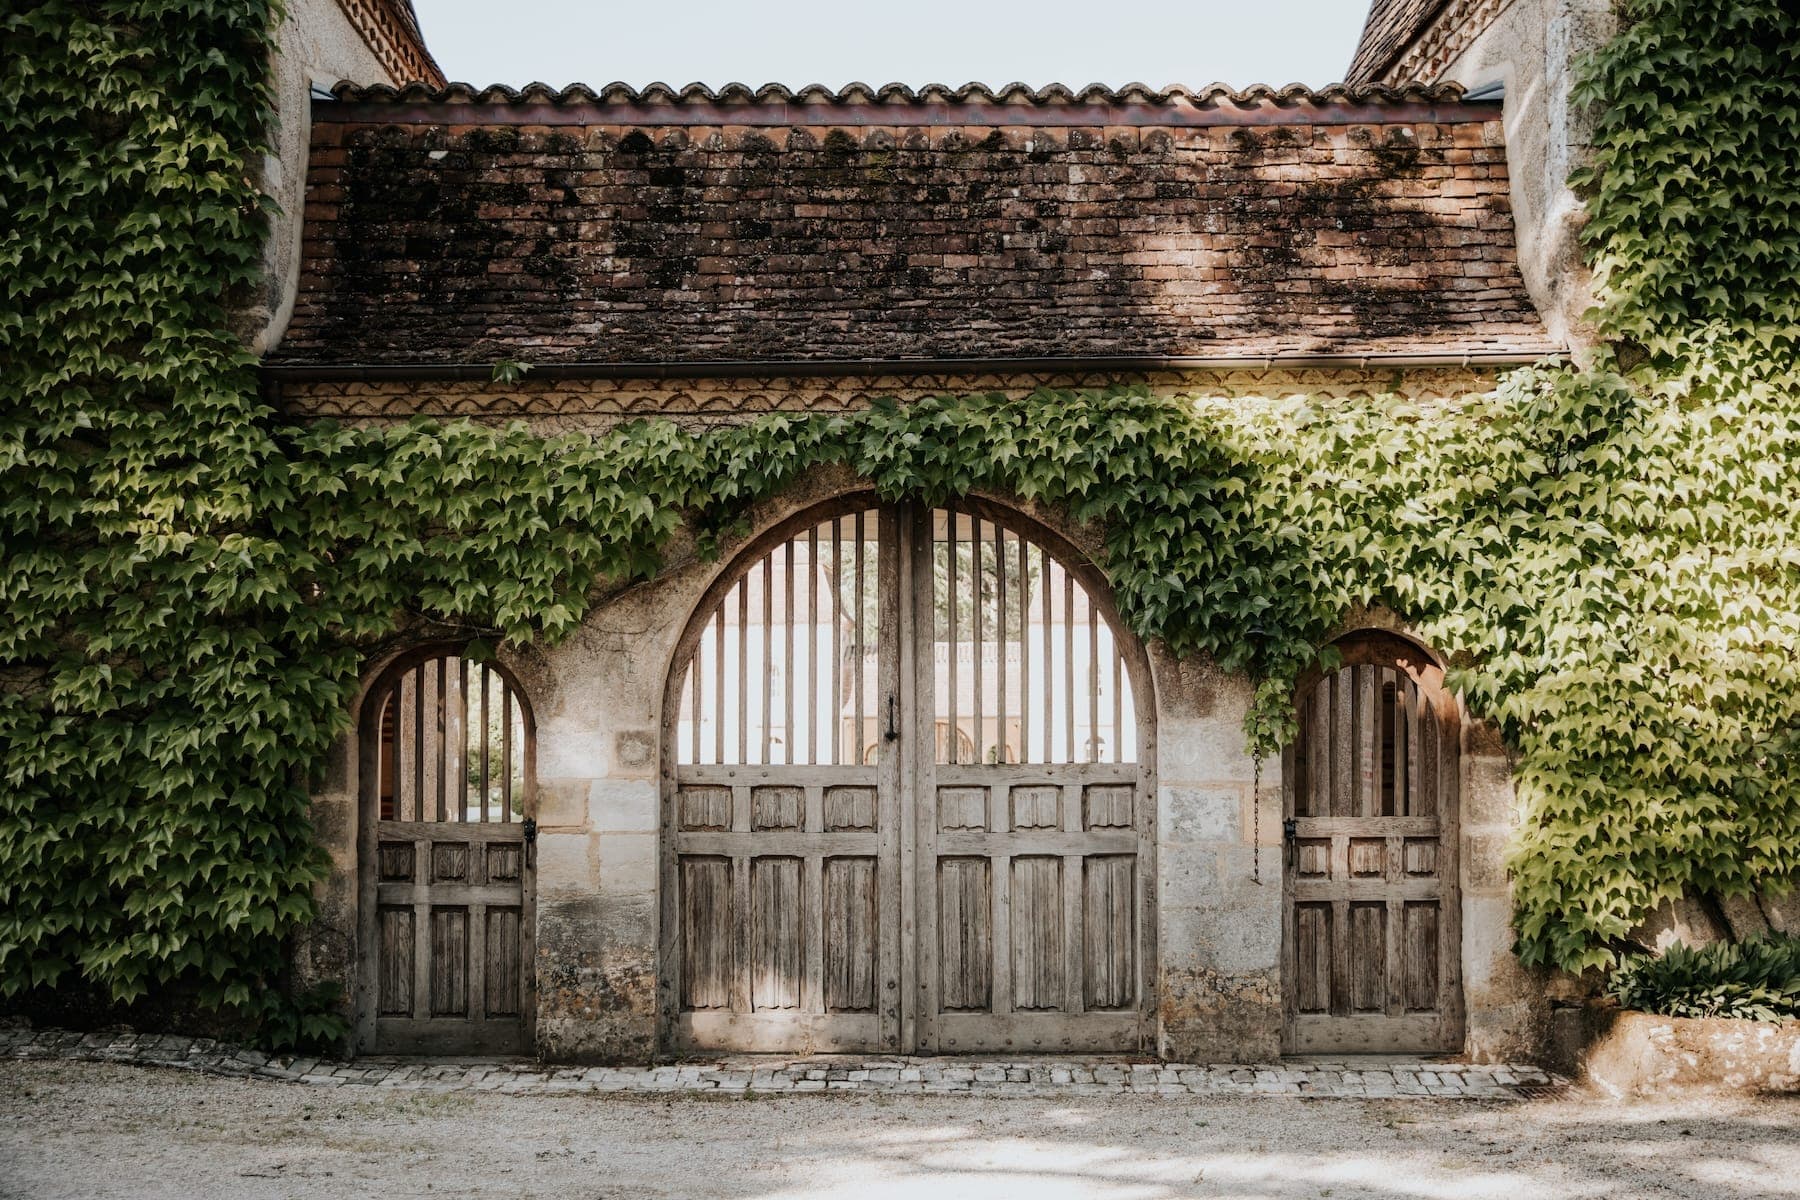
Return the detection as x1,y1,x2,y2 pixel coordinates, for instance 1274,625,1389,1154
261,2,1627,1063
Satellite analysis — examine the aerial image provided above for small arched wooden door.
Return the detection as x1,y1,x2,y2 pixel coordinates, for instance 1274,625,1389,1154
357,648,535,1054
1281,632,1463,1054
662,498,1154,1054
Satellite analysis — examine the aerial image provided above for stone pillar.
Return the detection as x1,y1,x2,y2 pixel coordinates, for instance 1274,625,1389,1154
299,725,359,1040
1460,719,1550,1061
531,593,673,1063
1152,653,1283,1063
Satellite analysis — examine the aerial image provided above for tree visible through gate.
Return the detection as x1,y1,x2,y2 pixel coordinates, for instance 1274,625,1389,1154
662,499,1155,1054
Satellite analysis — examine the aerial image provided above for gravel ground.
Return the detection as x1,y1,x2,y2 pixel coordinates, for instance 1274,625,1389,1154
2,1059,1796,1200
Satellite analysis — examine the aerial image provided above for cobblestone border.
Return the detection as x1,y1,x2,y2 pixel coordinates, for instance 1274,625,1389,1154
0,1026,1566,1099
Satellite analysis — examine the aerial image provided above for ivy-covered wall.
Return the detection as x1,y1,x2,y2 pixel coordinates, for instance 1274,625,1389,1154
3,0,1797,1045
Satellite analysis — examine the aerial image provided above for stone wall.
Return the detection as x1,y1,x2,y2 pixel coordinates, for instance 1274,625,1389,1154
1368,0,1618,352
304,442,1544,1063
248,0,441,355
1575,1010,1800,1096
1447,0,1617,353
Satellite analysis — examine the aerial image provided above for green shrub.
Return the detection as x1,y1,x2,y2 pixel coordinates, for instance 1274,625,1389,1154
1608,933,1800,1021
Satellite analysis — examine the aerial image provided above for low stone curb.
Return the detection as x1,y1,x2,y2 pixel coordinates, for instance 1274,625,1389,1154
0,1026,1565,1099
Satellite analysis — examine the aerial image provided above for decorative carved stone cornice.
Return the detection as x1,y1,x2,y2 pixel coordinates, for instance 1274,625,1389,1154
273,366,1509,432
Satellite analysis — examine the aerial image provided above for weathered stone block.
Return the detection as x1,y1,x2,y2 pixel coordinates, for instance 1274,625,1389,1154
588,778,657,833
535,777,592,828
1161,785,1243,843
597,833,657,899
536,830,597,895
614,729,657,770
1464,832,1511,891
1462,755,1517,828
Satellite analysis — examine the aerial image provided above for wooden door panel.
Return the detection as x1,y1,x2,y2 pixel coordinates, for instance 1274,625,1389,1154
937,856,993,1011
679,855,734,1010
1403,901,1441,1011
1283,644,1462,1054
822,857,878,1011
1083,855,1137,1010
429,908,469,1016
750,857,804,1010
377,907,414,1016
1293,903,1332,1013
485,907,523,1017
1009,856,1065,1011
1348,902,1386,1013
823,787,876,831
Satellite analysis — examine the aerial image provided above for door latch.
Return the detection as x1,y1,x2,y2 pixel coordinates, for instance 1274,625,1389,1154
884,694,899,742
522,817,537,869
1282,817,1298,841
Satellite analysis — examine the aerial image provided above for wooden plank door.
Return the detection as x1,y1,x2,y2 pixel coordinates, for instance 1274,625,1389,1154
359,652,535,1055
1282,635,1463,1054
911,505,1152,1053
664,505,904,1053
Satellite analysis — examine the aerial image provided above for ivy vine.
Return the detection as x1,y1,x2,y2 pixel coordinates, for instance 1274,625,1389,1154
2,0,1796,1044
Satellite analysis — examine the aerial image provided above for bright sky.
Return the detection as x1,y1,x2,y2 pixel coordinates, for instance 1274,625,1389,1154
411,0,1371,91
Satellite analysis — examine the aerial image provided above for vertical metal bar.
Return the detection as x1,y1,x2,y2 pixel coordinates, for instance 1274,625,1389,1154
737,575,749,764
1088,600,1099,766
479,662,490,821
713,609,725,765
995,521,1007,764
831,517,842,766
972,518,984,766
854,510,866,765
784,537,795,766
946,509,958,764
412,664,425,821
1064,566,1075,764
1017,530,1030,765
434,659,447,823
503,682,514,823
808,524,819,766
1040,544,1052,763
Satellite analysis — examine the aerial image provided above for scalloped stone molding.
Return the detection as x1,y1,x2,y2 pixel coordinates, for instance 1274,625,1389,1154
275,367,1510,430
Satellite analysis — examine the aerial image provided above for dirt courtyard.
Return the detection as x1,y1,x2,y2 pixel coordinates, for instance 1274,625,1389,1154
2,1059,1797,1200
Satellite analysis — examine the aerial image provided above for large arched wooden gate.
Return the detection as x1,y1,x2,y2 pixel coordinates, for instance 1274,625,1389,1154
661,498,1155,1054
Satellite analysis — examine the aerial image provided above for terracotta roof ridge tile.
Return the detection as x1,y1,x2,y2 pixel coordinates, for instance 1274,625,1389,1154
328,79,1472,107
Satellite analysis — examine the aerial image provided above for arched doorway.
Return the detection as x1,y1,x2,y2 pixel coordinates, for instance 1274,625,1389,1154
356,646,536,1054
1281,631,1463,1053
660,497,1155,1054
